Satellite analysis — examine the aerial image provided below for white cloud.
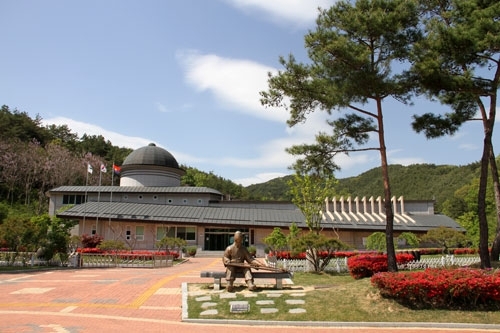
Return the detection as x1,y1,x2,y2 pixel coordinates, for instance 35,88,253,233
234,172,290,187
42,116,207,167
224,0,336,26
155,102,169,113
177,50,288,123
42,117,152,149
390,157,426,166
459,143,479,151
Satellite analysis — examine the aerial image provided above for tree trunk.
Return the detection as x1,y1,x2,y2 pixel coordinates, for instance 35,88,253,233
478,139,492,269
489,147,500,262
376,98,397,272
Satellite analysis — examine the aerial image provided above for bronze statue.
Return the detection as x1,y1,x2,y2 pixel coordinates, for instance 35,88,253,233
222,231,261,292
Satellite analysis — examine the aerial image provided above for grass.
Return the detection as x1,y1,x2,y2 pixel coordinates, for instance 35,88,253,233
187,272,500,324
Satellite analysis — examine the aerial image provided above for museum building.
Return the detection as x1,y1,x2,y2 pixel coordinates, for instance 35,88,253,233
48,143,463,255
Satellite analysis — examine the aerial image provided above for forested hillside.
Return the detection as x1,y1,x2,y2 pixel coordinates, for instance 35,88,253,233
247,162,485,213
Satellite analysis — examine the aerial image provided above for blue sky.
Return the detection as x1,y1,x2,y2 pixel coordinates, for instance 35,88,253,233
1,1,494,186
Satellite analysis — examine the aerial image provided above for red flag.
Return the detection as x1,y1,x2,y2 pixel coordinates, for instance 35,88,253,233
113,164,121,175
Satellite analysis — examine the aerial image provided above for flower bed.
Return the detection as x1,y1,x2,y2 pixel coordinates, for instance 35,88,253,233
371,268,500,310
347,253,415,279
271,250,381,260
77,248,180,260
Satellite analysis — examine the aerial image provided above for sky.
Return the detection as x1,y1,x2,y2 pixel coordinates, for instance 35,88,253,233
1,1,496,187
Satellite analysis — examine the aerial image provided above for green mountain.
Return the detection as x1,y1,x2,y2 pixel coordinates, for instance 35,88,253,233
245,162,481,212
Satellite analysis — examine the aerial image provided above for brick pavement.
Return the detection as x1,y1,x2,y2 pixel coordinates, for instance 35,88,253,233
0,257,498,333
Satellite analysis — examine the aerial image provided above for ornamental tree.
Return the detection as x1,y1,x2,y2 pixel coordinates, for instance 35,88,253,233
291,231,349,273
410,0,500,267
420,226,469,254
261,0,421,271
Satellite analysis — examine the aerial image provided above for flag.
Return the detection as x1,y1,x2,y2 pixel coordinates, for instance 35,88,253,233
100,164,107,173
87,164,93,174
113,164,121,175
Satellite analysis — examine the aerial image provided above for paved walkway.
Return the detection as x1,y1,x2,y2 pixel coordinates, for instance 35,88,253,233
0,257,498,333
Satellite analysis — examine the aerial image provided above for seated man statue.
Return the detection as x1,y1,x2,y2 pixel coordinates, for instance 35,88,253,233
222,231,261,292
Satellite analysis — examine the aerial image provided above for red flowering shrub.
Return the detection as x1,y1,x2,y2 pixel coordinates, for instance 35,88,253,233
347,253,415,279
78,247,104,254
273,250,380,260
77,248,179,259
371,268,500,310
274,251,307,259
418,248,442,255
453,248,478,255
81,234,103,248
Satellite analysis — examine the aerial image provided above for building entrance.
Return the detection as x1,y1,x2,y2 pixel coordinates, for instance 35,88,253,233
204,228,250,251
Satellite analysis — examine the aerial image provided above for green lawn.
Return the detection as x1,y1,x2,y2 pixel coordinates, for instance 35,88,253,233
187,271,500,324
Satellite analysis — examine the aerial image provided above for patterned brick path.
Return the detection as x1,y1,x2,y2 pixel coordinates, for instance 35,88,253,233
0,257,497,333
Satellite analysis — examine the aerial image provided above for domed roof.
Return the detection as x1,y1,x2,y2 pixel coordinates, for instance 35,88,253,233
122,143,180,169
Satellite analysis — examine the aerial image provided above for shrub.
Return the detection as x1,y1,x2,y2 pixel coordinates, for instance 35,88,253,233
185,246,197,257
371,268,500,310
98,240,128,251
81,234,103,248
347,253,415,279
247,245,256,256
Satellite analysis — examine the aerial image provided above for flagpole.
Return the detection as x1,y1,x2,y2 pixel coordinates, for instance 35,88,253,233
83,163,89,235
109,162,115,240
97,165,102,234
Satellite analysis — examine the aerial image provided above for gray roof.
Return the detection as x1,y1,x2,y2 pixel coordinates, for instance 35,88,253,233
57,201,307,228
49,186,223,195
57,201,464,232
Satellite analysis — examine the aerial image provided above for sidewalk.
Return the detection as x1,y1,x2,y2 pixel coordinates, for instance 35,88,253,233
0,257,498,333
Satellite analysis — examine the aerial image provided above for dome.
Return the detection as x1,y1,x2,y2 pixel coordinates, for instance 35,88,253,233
123,143,180,169
120,143,184,187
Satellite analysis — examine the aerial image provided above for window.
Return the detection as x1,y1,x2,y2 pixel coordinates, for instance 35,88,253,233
138,195,143,200
183,199,188,204
167,199,173,204
156,226,175,241
177,227,196,241
126,226,131,240
91,225,96,235
197,199,203,204
135,226,144,241
153,195,158,201
62,194,86,205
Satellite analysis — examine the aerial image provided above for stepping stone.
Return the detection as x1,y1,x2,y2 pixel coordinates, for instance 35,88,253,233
189,291,207,296
289,308,306,314
201,302,217,309
220,293,237,299
261,308,279,314
244,293,258,298
290,293,306,297
200,309,218,316
286,299,305,305
195,296,211,302
266,293,282,298
256,300,274,305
